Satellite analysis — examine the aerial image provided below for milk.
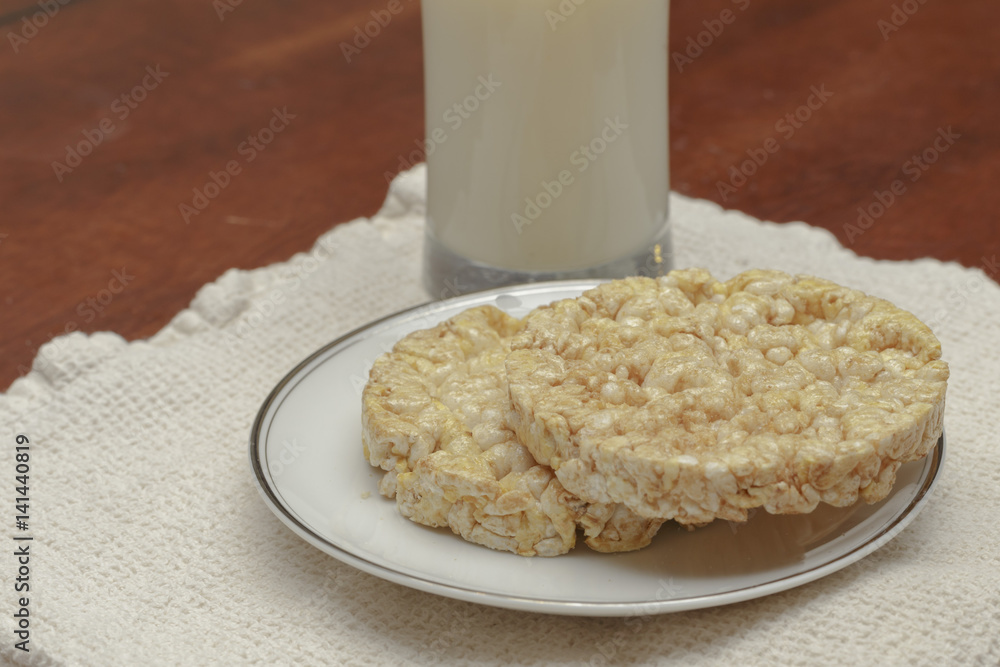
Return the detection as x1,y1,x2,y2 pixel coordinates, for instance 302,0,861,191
422,0,670,276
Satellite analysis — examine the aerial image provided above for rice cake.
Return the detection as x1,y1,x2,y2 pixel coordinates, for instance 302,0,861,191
506,269,948,525
362,305,662,556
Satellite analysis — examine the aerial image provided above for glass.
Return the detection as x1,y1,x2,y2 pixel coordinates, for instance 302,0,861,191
421,0,673,298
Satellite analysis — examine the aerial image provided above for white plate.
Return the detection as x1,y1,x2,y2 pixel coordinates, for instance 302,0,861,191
249,281,944,617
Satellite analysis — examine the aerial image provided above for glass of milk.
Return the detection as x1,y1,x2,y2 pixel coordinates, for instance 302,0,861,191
421,0,672,298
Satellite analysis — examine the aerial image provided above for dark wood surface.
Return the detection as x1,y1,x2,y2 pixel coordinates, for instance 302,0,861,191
1,0,997,391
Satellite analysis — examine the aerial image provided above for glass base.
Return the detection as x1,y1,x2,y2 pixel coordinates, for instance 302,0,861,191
422,224,674,300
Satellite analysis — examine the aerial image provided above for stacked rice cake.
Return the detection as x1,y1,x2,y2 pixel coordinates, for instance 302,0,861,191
362,305,662,557
362,269,948,555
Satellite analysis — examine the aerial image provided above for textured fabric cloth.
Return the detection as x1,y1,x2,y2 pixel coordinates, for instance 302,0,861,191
2,165,998,666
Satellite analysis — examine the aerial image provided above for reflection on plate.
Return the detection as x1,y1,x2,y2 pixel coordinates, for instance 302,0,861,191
249,281,944,617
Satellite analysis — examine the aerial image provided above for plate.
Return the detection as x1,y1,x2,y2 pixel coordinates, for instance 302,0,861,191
249,281,945,616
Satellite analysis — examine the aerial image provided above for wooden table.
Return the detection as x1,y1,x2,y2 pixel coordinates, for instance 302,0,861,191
1,0,997,391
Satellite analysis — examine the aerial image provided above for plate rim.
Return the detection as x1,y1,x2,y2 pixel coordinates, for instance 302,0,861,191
248,280,946,617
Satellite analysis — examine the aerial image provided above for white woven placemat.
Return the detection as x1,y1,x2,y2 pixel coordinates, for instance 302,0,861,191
2,165,998,666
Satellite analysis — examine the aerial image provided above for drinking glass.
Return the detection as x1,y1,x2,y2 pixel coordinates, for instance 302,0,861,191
421,0,672,298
